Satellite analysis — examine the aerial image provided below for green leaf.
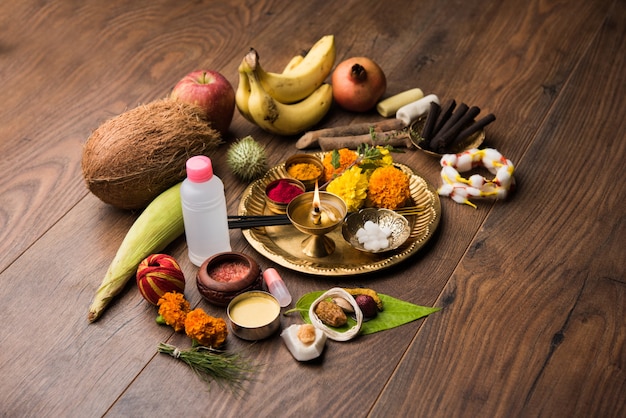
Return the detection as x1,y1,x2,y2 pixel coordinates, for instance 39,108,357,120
293,291,441,335
331,149,340,169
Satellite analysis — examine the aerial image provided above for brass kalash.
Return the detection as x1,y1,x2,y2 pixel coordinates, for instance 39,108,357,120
286,182,347,258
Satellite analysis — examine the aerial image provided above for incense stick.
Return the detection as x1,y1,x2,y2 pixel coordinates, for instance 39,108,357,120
227,205,428,229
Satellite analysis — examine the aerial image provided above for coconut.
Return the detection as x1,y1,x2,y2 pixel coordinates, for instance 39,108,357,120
82,99,222,210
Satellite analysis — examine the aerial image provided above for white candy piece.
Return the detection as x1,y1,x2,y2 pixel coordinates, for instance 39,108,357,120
356,221,392,251
281,324,327,362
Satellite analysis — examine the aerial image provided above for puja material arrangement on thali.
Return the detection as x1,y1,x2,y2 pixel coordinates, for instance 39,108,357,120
81,35,516,393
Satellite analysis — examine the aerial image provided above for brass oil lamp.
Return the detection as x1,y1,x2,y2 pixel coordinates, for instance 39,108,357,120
286,182,347,257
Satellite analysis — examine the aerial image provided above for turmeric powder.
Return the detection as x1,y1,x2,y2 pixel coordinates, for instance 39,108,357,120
287,162,322,181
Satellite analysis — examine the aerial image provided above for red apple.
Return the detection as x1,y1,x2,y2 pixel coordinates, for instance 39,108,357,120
170,70,235,135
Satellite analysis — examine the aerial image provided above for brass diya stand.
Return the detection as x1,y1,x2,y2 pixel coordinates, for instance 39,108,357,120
287,191,347,258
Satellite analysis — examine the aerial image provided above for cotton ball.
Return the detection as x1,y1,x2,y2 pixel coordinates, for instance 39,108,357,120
456,153,474,172
469,174,484,188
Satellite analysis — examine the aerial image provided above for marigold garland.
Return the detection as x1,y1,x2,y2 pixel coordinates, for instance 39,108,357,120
185,308,228,348
366,166,411,210
157,292,190,332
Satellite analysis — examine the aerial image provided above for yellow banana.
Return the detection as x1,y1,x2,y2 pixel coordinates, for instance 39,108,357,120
254,35,335,104
235,61,254,123
242,55,333,136
282,54,304,74
236,53,305,122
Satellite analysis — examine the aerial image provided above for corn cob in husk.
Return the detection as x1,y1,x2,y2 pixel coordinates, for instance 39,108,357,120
88,182,184,322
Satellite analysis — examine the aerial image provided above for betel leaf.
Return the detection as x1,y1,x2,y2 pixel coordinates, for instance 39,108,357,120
293,291,441,335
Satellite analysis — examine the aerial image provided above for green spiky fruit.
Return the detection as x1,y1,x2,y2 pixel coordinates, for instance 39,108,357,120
226,136,268,181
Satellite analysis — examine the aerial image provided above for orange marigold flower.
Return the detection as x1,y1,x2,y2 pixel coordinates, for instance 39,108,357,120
323,148,358,182
184,308,228,348
157,292,190,332
367,166,411,210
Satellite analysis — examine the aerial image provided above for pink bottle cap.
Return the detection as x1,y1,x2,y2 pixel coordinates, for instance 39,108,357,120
263,268,292,307
263,268,281,286
186,156,213,183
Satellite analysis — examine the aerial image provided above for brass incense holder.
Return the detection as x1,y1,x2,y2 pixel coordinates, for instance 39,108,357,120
287,191,347,258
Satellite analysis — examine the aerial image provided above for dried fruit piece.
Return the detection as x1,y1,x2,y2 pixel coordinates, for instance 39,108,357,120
344,287,384,311
355,294,378,318
314,300,347,327
332,297,355,313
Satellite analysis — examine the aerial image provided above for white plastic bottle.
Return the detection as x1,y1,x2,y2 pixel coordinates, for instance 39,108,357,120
181,156,231,266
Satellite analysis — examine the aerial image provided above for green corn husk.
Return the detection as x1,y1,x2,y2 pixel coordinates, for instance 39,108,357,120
87,183,184,323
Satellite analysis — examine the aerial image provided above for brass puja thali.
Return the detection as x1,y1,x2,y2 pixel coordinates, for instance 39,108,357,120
238,157,441,276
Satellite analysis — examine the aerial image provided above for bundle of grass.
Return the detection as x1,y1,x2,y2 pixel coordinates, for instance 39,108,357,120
82,99,222,210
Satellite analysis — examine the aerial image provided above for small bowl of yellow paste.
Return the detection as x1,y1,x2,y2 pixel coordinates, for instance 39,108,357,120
227,291,281,340
285,154,325,190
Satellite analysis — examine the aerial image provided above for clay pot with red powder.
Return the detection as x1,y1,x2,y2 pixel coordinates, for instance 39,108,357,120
196,252,262,306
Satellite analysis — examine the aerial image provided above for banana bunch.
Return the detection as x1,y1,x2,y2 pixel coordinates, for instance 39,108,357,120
236,35,336,136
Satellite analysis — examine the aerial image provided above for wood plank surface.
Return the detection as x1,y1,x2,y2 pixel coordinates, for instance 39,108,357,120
0,0,624,416
371,0,626,416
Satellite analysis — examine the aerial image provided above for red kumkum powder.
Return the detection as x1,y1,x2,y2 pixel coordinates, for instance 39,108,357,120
267,179,304,204
208,261,250,283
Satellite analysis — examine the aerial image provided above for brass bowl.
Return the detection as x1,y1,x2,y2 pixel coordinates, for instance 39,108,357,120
284,154,325,190
196,252,262,307
227,291,281,341
264,178,306,214
342,208,411,253
410,116,485,157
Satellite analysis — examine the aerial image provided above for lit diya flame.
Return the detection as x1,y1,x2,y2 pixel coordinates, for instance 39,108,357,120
311,181,322,225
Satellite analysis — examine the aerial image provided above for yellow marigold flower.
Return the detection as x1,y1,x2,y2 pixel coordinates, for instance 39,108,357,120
184,308,228,348
367,166,411,210
157,292,190,332
323,148,358,182
327,165,369,212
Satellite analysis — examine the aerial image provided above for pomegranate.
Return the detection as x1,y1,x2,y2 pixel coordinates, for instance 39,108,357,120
331,57,387,112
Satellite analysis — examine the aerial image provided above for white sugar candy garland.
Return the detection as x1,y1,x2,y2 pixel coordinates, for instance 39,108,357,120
437,148,515,208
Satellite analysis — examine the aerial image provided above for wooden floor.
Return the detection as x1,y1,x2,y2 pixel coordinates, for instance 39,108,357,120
1,0,624,416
